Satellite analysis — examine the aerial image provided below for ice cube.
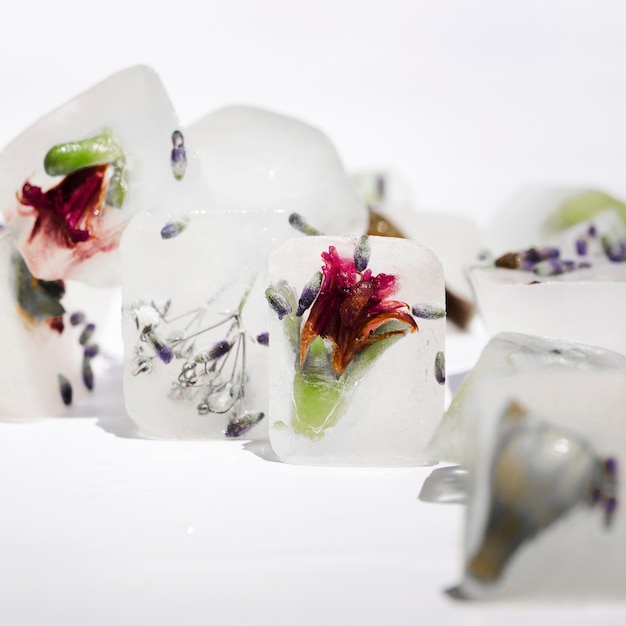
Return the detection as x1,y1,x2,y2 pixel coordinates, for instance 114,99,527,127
352,170,483,329
188,105,367,235
455,381,624,601
0,234,115,418
268,235,445,466
428,332,626,464
0,65,186,287
469,210,626,354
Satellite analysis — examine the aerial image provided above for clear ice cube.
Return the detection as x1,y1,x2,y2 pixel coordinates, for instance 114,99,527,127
268,235,445,466
0,65,185,287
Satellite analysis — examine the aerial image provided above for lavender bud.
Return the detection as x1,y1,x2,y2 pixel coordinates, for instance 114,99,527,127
605,496,618,515
605,457,618,477
79,323,95,346
412,304,445,320
533,259,571,276
524,246,560,264
256,332,269,346
575,238,588,256
265,286,293,320
58,374,72,406
82,356,94,390
208,339,234,361
84,344,99,359
434,351,446,385
148,332,173,364
288,212,322,236
170,130,186,180
225,411,265,438
588,224,597,237
161,216,190,239
296,271,323,316
70,311,85,326
353,235,371,272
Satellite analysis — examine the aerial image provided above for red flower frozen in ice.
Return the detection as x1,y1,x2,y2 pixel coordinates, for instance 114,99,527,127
18,164,109,248
299,245,417,376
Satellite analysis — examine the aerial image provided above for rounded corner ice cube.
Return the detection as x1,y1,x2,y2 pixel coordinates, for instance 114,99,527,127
187,105,368,236
0,236,116,418
0,65,189,287
268,235,446,466
427,331,626,465
456,385,625,601
470,210,626,354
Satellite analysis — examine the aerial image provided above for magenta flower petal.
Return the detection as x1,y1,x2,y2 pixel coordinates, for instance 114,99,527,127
300,245,417,375
19,164,109,248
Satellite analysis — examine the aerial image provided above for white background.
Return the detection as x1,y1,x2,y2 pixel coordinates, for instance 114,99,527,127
1,2,625,624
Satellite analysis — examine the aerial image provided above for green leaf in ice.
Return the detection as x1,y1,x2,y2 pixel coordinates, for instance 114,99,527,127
550,189,626,231
44,128,127,207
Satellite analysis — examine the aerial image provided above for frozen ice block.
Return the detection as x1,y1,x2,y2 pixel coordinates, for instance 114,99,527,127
470,210,626,354
353,170,483,329
121,106,367,439
428,332,626,464
485,185,626,254
268,235,446,466
0,65,186,286
455,386,624,601
0,234,113,418
188,106,367,235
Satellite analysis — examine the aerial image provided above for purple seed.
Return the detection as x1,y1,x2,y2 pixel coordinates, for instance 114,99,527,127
288,212,321,236
588,224,597,237
207,339,234,361
148,333,173,364
434,351,445,385
296,271,323,316
575,238,588,256
161,216,190,239
412,304,445,320
524,247,560,264
353,235,371,272
58,374,72,406
70,311,85,326
82,356,94,391
265,286,293,320
79,323,95,345
84,344,99,359
256,332,269,346
605,496,618,516
170,131,186,180
605,457,618,477
225,411,265,438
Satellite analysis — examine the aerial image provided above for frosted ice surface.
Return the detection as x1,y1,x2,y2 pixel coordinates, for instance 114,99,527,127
456,384,626,601
470,210,626,354
428,332,626,464
0,235,116,418
352,170,483,327
188,106,367,236
0,65,185,286
268,235,445,466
